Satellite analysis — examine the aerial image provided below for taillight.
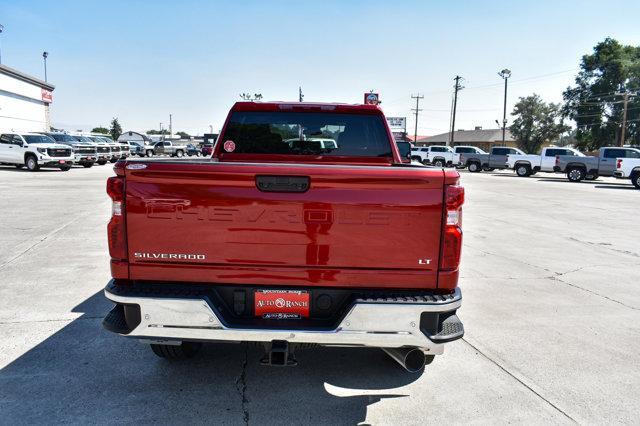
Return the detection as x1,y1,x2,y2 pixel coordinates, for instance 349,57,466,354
617,159,623,169
440,184,464,271
107,175,127,260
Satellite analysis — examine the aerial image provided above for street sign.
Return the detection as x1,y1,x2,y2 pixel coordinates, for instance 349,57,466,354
364,92,380,105
386,117,406,129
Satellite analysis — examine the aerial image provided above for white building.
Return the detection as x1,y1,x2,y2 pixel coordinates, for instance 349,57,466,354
0,64,55,133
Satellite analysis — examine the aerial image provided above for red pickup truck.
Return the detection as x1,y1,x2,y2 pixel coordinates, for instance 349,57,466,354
103,102,464,373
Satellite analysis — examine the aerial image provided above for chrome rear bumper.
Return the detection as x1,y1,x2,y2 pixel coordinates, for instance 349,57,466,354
104,283,463,354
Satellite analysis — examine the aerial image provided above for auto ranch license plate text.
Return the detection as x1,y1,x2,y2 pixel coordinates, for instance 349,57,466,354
254,289,310,319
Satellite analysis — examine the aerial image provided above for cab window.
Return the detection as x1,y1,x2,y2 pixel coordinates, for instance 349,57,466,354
603,149,624,158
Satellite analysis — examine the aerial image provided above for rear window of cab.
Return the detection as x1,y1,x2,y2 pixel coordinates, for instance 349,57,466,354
220,111,392,157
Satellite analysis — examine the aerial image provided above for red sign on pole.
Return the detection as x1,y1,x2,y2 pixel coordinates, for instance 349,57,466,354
364,92,379,105
41,89,53,103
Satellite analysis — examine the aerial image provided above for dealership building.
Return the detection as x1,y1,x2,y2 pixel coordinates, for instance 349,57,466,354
0,64,54,133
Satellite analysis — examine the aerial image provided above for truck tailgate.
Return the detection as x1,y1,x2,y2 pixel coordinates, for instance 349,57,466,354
124,161,445,289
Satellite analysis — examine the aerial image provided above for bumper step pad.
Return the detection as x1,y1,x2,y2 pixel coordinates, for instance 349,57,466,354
102,304,131,334
430,314,464,343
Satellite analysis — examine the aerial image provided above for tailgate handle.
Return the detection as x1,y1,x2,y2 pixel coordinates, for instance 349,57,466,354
256,175,310,193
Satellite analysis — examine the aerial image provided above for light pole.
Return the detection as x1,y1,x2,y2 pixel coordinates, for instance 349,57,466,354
498,68,511,146
0,24,4,64
42,51,49,82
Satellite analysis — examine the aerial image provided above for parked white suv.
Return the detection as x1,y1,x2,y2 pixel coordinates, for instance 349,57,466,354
410,147,429,163
0,133,74,171
425,145,457,167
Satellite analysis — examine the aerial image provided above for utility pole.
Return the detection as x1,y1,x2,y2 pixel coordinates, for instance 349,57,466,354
411,94,424,143
616,91,636,147
299,86,304,102
169,114,172,137
450,76,464,146
498,69,512,146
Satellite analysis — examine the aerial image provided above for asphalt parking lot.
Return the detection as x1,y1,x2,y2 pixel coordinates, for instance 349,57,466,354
0,164,638,424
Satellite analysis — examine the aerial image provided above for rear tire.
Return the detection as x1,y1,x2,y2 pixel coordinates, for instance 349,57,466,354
25,155,40,171
468,162,481,173
150,342,202,360
631,172,640,189
175,150,184,158
98,160,107,165
146,150,154,157
515,164,531,177
82,163,93,168
567,167,585,182
433,159,445,167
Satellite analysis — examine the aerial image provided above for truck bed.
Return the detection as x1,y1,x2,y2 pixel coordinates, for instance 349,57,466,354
121,160,449,289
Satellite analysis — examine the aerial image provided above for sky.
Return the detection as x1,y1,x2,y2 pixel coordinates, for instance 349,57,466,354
1,0,639,136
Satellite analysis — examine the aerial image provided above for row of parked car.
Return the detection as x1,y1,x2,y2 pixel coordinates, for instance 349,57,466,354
0,132,132,171
125,140,215,158
411,144,640,189
0,132,217,172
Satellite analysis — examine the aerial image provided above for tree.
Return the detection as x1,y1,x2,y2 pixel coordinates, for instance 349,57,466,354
563,38,640,150
176,131,191,139
147,129,168,135
110,118,122,141
509,94,569,153
91,127,109,134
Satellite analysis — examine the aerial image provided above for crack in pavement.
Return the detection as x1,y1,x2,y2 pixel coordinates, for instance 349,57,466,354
567,237,639,258
465,244,639,311
462,338,577,424
235,344,250,425
548,275,639,311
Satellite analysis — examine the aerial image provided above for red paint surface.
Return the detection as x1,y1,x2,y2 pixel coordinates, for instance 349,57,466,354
110,102,462,291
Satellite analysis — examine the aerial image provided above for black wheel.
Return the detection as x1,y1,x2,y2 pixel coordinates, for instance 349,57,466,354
175,150,184,158
109,158,117,163
567,167,585,182
433,159,445,167
631,172,640,189
98,160,107,165
60,166,71,171
82,163,93,168
515,164,531,177
25,155,40,171
468,162,481,173
150,342,202,360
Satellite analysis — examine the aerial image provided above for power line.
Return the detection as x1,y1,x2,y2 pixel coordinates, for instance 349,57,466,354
410,94,424,142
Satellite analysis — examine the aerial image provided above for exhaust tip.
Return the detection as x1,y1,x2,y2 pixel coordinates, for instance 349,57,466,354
382,347,428,373
404,349,426,373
